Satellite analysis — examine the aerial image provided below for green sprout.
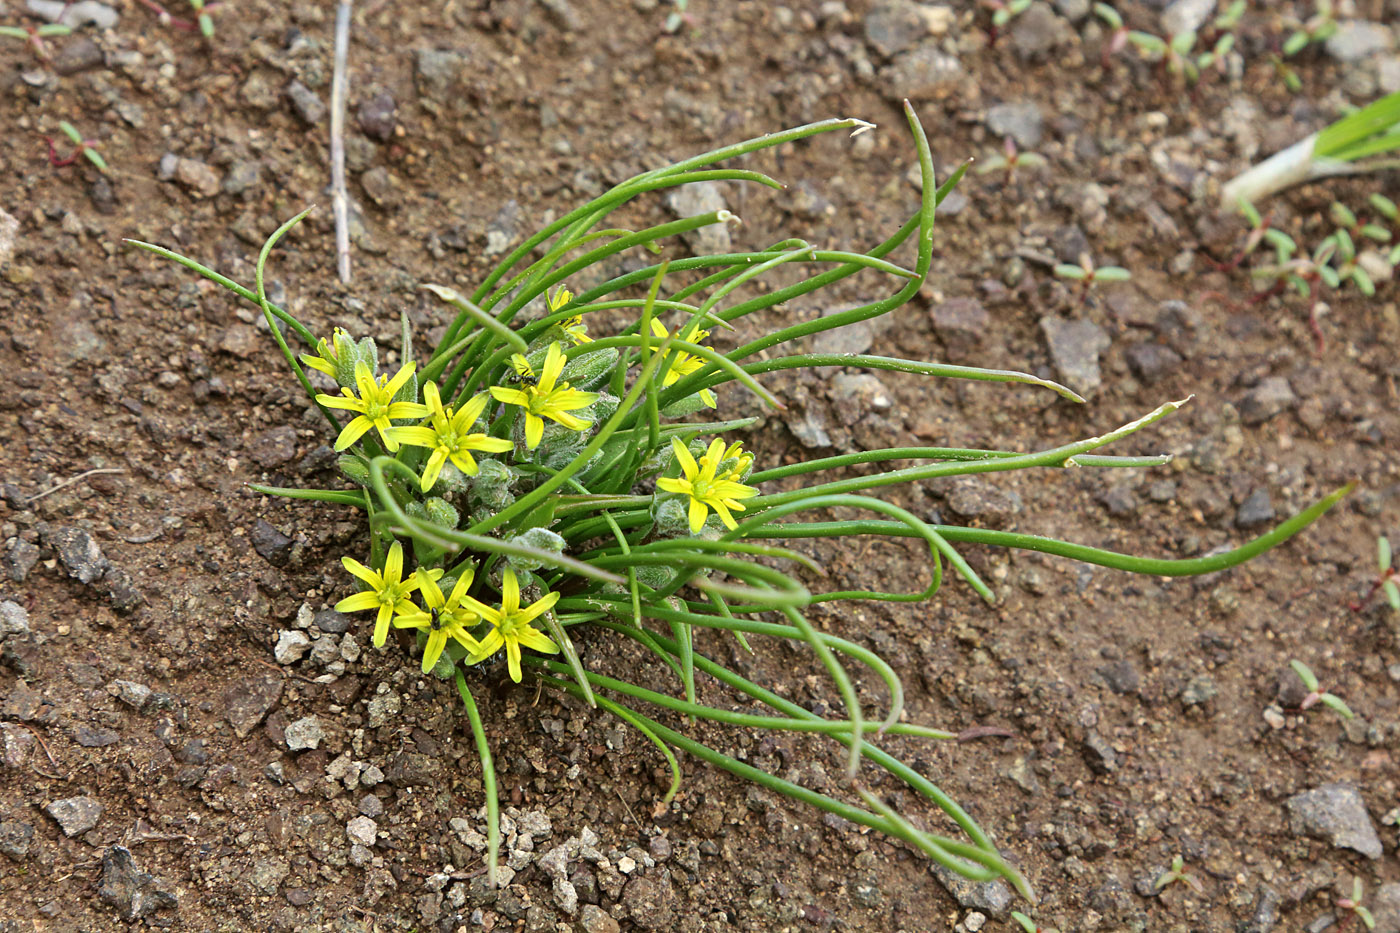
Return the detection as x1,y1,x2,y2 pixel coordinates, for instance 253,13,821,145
1288,660,1356,720
1283,0,1338,58
0,21,71,60
1011,911,1062,933
1211,199,1296,271
1269,53,1304,93
1154,854,1205,894
1054,253,1131,303
1114,2,1243,86
46,121,109,174
663,0,692,34
1353,536,1400,612
188,0,215,37
981,0,1033,30
975,136,1048,184
127,106,1350,902
1336,876,1377,931
1222,91,1400,208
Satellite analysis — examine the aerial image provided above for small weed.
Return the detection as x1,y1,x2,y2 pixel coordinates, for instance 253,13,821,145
1011,911,1061,933
45,121,108,173
135,0,221,35
1352,535,1400,613
1154,855,1205,895
1054,253,1131,303
0,20,72,61
1336,876,1377,932
975,136,1047,185
1288,659,1355,720
1283,0,1338,58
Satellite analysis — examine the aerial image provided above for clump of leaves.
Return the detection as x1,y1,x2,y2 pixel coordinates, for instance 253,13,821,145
45,121,108,173
130,105,1350,901
1098,1,1243,86
1288,660,1356,720
1154,854,1205,894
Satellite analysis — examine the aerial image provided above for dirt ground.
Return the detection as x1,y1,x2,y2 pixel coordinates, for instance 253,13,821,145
1,0,1399,930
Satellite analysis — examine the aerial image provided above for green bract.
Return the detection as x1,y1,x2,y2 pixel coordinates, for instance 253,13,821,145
128,104,1348,904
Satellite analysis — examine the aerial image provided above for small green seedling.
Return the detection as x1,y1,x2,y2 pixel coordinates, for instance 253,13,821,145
1353,536,1400,612
1283,0,1338,57
1054,253,1131,303
0,21,72,60
1094,4,1130,67
1154,855,1205,894
975,136,1048,183
1212,199,1296,271
982,0,1032,32
663,0,692,34
1336,876,1377,932
46,121,108,173
1116,2,1242,86
1011,911,1062,933
135,0,220,34
1288,660,1355,720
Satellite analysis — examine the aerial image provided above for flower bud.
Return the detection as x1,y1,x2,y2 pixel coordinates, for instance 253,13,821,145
423,497,460,529
505,527,566,572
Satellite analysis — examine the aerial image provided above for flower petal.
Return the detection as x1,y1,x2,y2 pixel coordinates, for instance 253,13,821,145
421,628,448,674
373,605,393,647
421,448,448,492
341,556,383,588
384,361,418,400
334,415,376,451
317,393,367,412
539,343,566,393
384,541,404,584
448,570,476,610
490,386,531,408
688,497,708,533
391,426,438,449
670,437,697,478
500,568,521,614
468,629,504,664
655,477,688,496
335,590,383,613
524,413,544,449
505,639,523,682
515,625,559,654
517,590,560,625
458,393,490,427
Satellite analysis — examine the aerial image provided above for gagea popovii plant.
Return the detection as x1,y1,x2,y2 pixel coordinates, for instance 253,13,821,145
129,105,1348,904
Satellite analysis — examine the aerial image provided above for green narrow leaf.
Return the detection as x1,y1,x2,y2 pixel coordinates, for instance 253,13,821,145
1320,693,1355,720
1380,536,1393,572
1290,659,1319,691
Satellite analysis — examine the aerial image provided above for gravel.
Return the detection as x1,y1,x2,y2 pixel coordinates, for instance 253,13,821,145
222,672,284,738
1285,783,1383,859
284,716,325,751
346,815,378,847
48,526,107,583
44,796,103,836
1041,316,1110,397
986,100,1045,148
98,846,178,921
274,630,312,665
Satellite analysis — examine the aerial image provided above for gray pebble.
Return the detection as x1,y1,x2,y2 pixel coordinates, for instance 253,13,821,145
1083,729,1117,773
274,630,311,665
1235,488,1275,529
1285,783,1383,859
947,478,1023,525
27,0,118,28
172,157,223,199
1241,884,1282,933
107,679,152,711
986,100,1044,148
285,80,326,125
358,794,383,818
1124,342,1183,383
1040,316,1110,397
1370,882,1400,932
0,601,29,638
1011,3,1064,59
285,716,324,751
222,672,283,738
1162,0,1214,36
346,815,377,847
98,846,177,921
358,91,397,141
1097,658,1141,695
48,526,108,584
52,37,104,76
931,862,1012,917
5,539,39,583
880,46,965,100
1325,22,1394,64
0,821,34,861
1239,377,1296,424
44,796,103,836
1181,674,1218,707
864,0,928,57
579,903,620,933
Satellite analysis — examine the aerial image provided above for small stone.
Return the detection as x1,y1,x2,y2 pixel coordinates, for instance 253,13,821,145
1083,730,1117,773
108,679,152,711
946,478,1022,525
285,716,325,751
45,796,103,836
1097,659,1141,695
27,0,118,28
98,846,177,921
250,858,289,895
986,100,1044,148
360,763,385,787
346,815,378,847
1125,342,1183,383
2,682,42,721
1239,377,1296,424
223,160,262,196
1326,22,1394,64
930,297,989,361
223,672,284,738
74,725,120,747
931,862,1012,917
1181,674,1218,707
52,37,104,75
367,691,401,729
309,634,340,666
1277,666,1311,710
0,821,34,861
965,911,987,933
1162,0,1214,36
249,425,298,467
358,91,397,141
648,835,671,860
484,199,522,257
285,80,326,125
349,843,372,866
1010,2,1064,59
881,45,964,100
1098,484,1138,517
830,374,891,422
0,723,35,768
1370,882,1400,932
1041,317,1110,397
172,157,223,198
666,183,730,255
48,526,107,584
1235,488,1275,529
274,630,312,665
5,539,39,583
553,876,578,914
580,903,621,933
0,601,30,637
219,324,261,359
359,794,384,818
415,49,468,105
1242,884,1282,933
1286,783,1384,859
864,0,928,57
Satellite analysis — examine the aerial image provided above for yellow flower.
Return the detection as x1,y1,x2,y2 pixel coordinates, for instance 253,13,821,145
489,343,599,449
299,330,343,377
649,319,715,408
466,567,560,682
390,384,513,492
551,285,592,345
392,568,484,674
717,440,754,481
316,361,430,452
656,437,759,532
335,541,444,648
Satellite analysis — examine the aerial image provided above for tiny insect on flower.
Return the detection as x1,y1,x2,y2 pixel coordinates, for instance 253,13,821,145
466,567,560,683
489,343,599,449
656,437,759,533
316,361,430,452
391,384,513,492
393,568,484,674
335,541,444,648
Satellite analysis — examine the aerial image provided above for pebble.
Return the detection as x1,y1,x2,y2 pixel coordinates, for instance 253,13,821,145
1371,883,1400,931
1238,377,1296,424
1082,729,1117,773
249,858,289,895
346,815,378,847
1234,488,1275,529
484,199,522,257
6,538,40,584
946,478,1023,525
579,903,621,933
1241,884,1281,933
1097,658,1141,695
553,876,578,914
285,716,325,751
1098,484,1138,517
360,763,385,787
107,679,152,710
863,0,928,57
27,0,118,28
359,794,383,818
48,526,108,584
52,37,104,76
1325,22,1394,64
358,91,397,141
930,297,989,358
1040,316,1110,397
222,160,262,197
1285,783,1383,859
366,691,401,729
880,46,964,100
965,911,987,932
44,796,103,836
415,49,468,105
222,672,284,738
171,157,223,199
665,183,730,256
274,630,312,665
285,80,326,125
0,601,29,638
986,101,1044,148
1124,342,1183,383
0,821,34,861
98,846,177,921
1,723,35,768
1181,674,1217,707
932,862,1012,917
830,374,890,421
219,324,261,359
1010,3,1063,59
1161,0,1214,36
309,634,340,665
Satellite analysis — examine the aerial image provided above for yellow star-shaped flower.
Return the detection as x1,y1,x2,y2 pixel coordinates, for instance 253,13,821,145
316,361,430,452
334,541,444,648
656,437,759,533
649,319,716,408
392,568,484,674
488,343,599,449
466,567,560,683
390,383,513,492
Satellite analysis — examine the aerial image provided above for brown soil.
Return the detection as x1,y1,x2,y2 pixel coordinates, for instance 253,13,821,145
1,1,1398,931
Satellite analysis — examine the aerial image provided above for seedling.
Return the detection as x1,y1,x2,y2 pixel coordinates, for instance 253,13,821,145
1352,535,1400,612
135,0,221,34
663,0,693,34
1269,53,1304,93
45,121,108,173
1094,4,1130,68
1054,253,1131,302
1288,660,1355,720
1283,0,1338,58
0,21,72,60
1335,876,1377,932
1248,236,1337,351
1154,855,1205,894
975,136,1047,184
981,0,1032,39
1209,199,1294,271
1011,912,1061,933
1112,2,1242,87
